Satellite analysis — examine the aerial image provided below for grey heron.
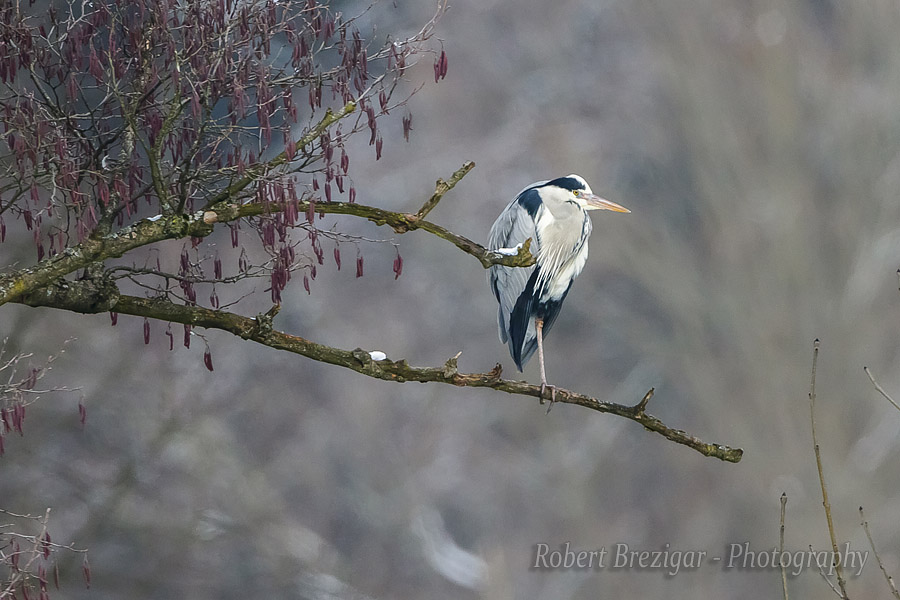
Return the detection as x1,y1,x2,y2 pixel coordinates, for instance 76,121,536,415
488,174,630,401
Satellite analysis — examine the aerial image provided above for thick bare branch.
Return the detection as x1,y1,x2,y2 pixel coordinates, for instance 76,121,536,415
17,280,743,463
0,210,215,308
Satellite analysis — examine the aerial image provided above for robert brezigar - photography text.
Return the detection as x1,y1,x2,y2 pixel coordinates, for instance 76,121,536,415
531,542,868,577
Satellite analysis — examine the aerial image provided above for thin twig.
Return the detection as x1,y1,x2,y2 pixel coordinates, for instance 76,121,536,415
203,100,359,210
860,506,900,599
780,492,789,600
863,366,900,413
811,545,844,598
0,507,88,599
808,339,850,599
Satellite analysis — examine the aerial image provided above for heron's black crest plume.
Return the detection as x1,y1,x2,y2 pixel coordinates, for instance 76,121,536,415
541,176,587,192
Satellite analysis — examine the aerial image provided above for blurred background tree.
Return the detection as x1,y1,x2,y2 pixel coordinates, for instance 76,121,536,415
3,0,900,599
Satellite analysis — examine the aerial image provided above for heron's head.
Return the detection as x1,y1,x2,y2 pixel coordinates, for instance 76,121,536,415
543,174,630,213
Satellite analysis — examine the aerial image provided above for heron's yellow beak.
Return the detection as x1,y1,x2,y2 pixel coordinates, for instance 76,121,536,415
584,194,630,213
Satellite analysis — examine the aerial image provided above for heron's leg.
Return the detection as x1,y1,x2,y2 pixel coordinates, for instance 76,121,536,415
535,318,556,405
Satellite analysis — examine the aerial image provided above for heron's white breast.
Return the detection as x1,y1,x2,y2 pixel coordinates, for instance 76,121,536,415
534,207,591,301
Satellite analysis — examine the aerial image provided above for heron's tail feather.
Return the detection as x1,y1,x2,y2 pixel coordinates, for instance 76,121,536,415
497,307,508,344
508,269,541,371
513,337,538,371
507,270,575,372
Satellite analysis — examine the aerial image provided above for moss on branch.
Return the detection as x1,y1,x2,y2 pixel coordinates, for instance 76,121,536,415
0,212,212,307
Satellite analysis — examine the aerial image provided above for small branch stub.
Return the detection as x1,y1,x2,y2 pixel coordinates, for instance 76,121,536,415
632,388,654,415
442,352,462,378
413,161,476,221
254,305,281,337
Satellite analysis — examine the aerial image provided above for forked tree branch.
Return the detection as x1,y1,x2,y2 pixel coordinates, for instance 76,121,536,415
0,158,533,308
17,279,744,463
230,161,534,269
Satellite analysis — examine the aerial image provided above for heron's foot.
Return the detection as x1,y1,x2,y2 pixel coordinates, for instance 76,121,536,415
539,382,557,407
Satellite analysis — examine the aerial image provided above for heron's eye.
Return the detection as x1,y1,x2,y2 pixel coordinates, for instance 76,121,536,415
573,190,581,197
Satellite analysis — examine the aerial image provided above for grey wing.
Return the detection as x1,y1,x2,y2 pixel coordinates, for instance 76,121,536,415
487,199,539,344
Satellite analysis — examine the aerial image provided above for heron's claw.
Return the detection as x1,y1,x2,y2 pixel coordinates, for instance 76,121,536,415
539,382,557,408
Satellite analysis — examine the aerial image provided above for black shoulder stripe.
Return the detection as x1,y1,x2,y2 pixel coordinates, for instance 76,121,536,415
516,188,542,218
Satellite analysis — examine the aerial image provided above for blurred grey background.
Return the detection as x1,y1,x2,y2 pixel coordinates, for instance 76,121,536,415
4,0,900,598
